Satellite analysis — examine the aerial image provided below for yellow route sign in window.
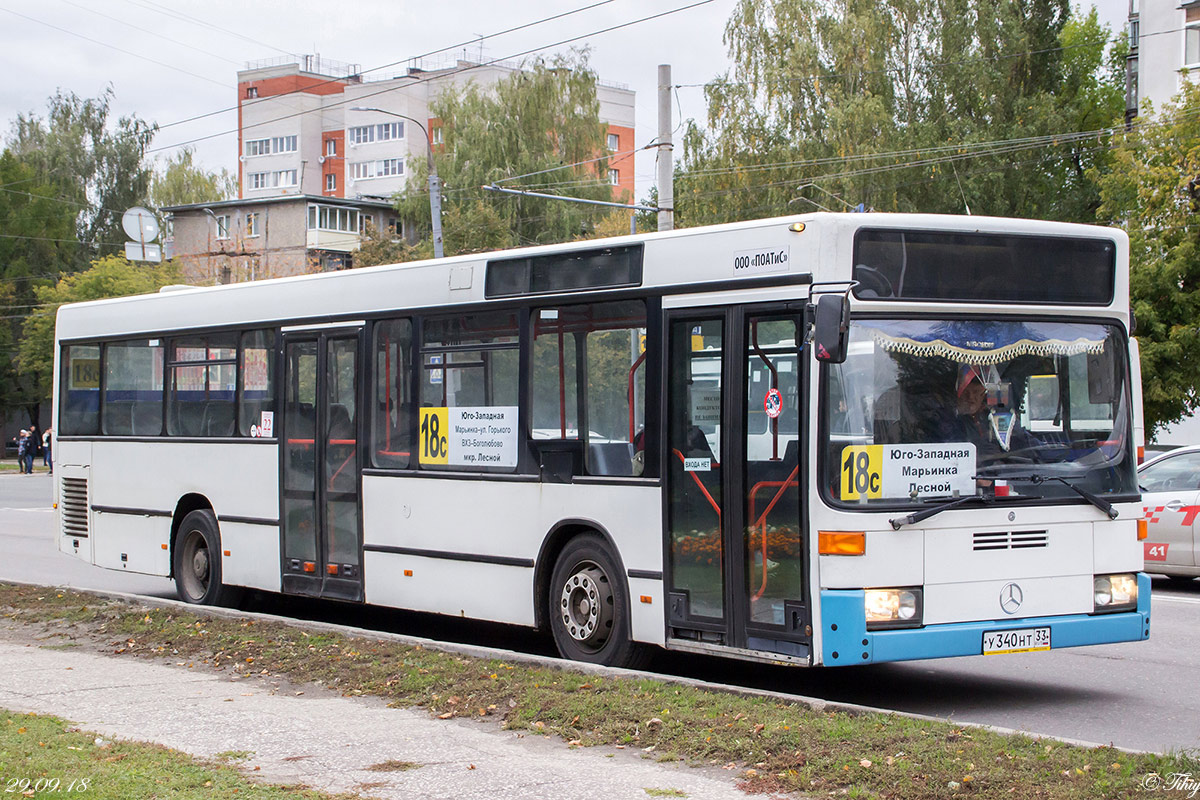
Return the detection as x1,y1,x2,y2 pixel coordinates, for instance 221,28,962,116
840,445,883,500
419,407,449,465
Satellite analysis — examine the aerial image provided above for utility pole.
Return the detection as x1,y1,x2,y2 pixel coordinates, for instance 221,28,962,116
349,107,444,258
657,64,674,232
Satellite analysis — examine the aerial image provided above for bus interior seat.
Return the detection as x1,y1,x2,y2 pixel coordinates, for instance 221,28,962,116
171,401,205,436
327,403,354,440
131,402,163,436
587,441,635,477
202,401,236,437
102,401,134,435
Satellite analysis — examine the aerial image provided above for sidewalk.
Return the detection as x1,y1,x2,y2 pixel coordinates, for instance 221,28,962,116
0,631,751,800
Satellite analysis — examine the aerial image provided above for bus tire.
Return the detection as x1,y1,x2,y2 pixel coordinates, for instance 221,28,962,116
173,510,241,607
549,534,645,668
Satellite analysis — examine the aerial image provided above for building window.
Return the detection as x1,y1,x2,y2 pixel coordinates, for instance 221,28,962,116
607,132,619,151
246,212,260,237
325,138,336,157
246,136,297,156
215,214,230,240
608,169,619,186
351,159,404,181
387,217,402,237
307,204,360,233
432,126,443,146
246,86,259,99
349,125,375,146
376,121,404,141
274,170,297,187
1188,8,1200,66
325,173,336,192
248,172,267,190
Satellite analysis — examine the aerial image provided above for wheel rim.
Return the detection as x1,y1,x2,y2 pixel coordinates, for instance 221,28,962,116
559,561,613,651
179,529,210,601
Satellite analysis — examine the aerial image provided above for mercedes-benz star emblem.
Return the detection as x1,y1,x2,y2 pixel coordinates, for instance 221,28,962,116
1000,583,1024,615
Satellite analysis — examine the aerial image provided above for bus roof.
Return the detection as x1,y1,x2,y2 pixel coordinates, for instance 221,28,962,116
54,212,1126,343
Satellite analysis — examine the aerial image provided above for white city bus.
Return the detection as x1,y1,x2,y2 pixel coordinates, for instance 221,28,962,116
52,213,1149,667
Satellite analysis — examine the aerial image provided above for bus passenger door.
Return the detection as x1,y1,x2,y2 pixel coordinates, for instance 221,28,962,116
280,330,364,602
665,308,810,659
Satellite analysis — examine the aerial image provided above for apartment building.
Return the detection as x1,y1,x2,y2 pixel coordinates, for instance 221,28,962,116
162,194,399,284
236,54,636,204
1126,0,1200,120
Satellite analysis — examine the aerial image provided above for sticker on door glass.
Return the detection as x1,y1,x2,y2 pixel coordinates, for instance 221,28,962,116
841,443,976,500
764,388,783,419
420,406,517,467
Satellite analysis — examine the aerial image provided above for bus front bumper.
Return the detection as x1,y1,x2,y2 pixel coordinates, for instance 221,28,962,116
819,573,1151,667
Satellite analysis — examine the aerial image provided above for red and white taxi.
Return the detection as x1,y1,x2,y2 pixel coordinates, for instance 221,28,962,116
1140,444,1200,581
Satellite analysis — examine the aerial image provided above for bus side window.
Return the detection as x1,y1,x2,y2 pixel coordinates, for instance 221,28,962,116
239,329,276,437
372,319,413,468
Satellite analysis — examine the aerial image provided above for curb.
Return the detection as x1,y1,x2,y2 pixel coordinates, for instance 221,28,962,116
5,579,1152,756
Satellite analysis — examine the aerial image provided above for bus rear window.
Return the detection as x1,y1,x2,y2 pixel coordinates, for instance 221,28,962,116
61,344,101,435
853,229,1115,305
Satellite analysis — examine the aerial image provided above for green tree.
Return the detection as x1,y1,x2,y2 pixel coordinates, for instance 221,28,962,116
7,88,156,266
148,147,236,209
17,255,180,405
397,51,615,253
0,150,78,426
1095,82,1200,436
678,1,1124,225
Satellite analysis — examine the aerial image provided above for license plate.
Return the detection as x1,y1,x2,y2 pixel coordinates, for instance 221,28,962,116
982,626,1050,655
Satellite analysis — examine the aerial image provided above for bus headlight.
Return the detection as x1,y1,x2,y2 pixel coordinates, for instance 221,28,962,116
1093,573,1138,613
864,587,923,630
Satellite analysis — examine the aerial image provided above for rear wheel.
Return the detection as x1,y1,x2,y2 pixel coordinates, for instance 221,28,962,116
173,509,241,607
549,534,646,668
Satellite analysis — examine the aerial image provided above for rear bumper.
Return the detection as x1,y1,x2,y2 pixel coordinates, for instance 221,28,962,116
819,573,1151,666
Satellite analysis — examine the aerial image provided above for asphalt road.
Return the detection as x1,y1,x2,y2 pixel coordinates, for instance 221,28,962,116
0,470,1191,754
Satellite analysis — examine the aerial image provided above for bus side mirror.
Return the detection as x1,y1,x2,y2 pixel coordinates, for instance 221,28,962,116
813,293,850,364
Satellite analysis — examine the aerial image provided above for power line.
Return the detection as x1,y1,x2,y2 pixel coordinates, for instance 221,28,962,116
148,0,716,154
0,6,230,89
152,0,618,134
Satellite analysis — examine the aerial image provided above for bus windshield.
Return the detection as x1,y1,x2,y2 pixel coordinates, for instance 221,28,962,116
825,318,1137,505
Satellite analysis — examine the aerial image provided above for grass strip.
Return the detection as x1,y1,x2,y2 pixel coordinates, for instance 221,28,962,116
0,708,356,799
2,582,1193,799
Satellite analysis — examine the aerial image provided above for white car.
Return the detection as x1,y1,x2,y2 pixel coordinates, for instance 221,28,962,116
1139,444,1200,581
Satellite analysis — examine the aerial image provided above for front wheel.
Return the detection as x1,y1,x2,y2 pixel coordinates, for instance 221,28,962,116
549,534,645,668
173,509,241,607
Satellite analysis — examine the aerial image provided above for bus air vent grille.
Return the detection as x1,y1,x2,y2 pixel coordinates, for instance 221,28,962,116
973,530,1047,551
60,477,89,538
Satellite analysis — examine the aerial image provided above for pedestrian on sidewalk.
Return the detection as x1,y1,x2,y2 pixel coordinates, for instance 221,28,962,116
43,428,52,474
16,430,30,474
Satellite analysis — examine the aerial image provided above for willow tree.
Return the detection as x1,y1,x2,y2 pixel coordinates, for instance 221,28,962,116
397,51,615,254
678,0,1124,226
1096,82,1200,436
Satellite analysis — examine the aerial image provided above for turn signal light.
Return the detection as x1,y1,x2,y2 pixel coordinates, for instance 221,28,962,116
1137,445,1145,465
819,531,865,555
327,564,339,575
1137,519,1148,541
302,561,316,573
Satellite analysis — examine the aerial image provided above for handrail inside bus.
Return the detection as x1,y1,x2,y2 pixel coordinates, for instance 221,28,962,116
750,321,781,462
672,448,722,525
747,467,799,601
627,350,648,442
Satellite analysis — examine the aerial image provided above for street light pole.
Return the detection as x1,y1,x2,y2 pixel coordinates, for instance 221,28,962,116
349,106,443,258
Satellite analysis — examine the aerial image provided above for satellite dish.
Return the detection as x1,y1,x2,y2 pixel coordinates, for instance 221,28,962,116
122,207,159,242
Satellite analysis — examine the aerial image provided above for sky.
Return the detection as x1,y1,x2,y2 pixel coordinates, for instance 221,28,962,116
0,0,1129,203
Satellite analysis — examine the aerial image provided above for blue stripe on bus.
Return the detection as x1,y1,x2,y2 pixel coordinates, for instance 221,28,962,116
820,574,1151,667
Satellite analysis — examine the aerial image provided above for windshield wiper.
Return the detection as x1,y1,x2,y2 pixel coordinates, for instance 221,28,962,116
977,473,1118,520
889,495,992,530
